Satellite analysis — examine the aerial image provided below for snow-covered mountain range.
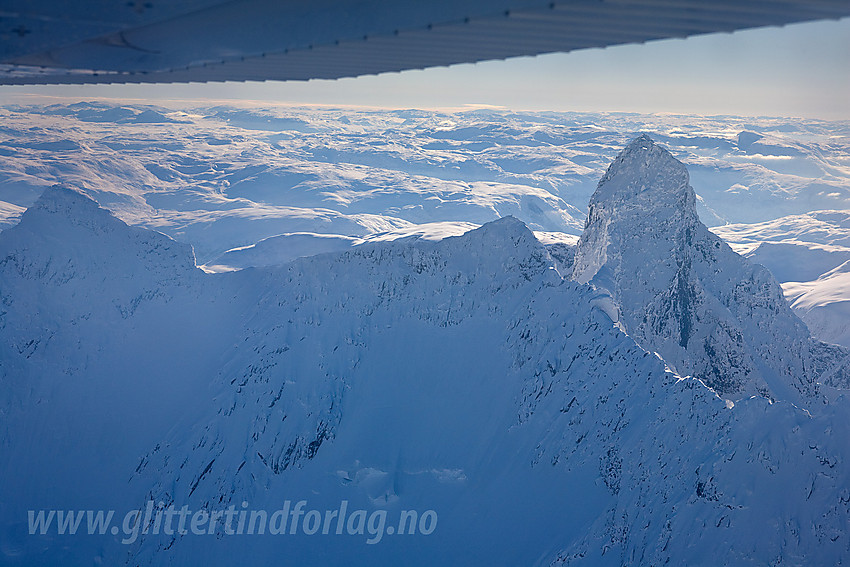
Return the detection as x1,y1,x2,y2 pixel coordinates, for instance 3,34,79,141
2,134,849,566
1,102,848,257
1,102,847,348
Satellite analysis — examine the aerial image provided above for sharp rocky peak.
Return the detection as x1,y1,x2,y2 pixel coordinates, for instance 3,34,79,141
592,134,696,218
571,136,849,404
572,135,699,287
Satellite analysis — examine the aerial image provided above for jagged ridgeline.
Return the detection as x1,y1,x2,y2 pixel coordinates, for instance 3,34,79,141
1,138,849,566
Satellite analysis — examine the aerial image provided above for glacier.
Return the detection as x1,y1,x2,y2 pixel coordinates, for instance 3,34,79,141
2,136,850,565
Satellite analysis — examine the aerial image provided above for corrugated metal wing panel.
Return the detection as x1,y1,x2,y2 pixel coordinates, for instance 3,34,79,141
1,0,847,85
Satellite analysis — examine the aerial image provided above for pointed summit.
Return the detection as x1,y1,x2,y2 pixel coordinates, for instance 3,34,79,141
572,135,697,287
592,134,695,213
0,185,197,284
29,185,107,217
572,136,849,403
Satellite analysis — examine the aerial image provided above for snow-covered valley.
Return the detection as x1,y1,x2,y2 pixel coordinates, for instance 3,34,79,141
1,104,849,565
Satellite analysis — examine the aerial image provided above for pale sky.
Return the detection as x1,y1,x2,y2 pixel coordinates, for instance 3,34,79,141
3,18,848,119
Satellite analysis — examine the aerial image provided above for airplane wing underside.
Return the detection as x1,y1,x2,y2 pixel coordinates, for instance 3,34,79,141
1,0,849,85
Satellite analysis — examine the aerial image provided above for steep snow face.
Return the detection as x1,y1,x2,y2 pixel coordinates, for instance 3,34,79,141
572,136,849,402
0,186,255,538
0,185,202,405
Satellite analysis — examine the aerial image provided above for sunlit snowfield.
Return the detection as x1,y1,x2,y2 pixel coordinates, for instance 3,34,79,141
1,102,848,344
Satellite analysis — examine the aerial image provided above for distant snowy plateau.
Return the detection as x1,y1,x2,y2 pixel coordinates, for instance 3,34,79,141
1,103,850,565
